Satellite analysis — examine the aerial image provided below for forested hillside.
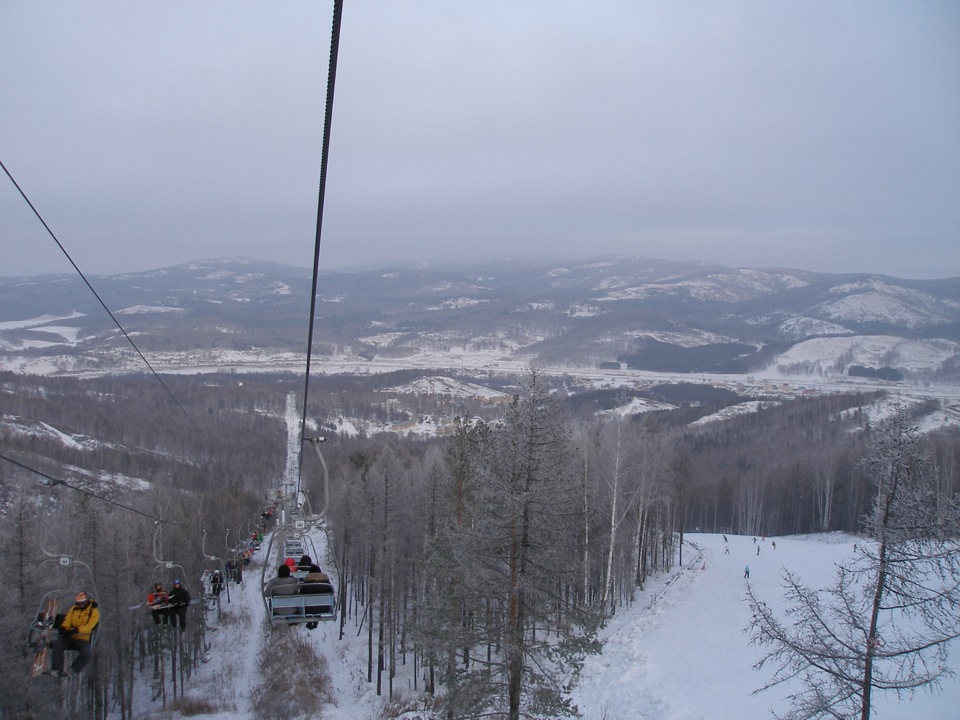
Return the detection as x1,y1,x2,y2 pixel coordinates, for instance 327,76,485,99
1,367,957,717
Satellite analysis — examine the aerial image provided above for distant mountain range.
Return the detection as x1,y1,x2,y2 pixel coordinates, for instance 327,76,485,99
1,256,958,381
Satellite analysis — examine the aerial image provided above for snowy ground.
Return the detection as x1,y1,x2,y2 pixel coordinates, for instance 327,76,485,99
138,532,959,720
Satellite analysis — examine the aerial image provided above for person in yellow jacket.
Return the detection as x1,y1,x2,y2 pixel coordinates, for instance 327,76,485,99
49,592,100,677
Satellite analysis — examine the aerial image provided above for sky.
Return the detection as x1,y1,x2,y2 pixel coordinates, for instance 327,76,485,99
2,0,959,279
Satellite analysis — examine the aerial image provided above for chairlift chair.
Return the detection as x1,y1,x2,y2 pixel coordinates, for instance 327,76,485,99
28,556,101,676
259,523,336,625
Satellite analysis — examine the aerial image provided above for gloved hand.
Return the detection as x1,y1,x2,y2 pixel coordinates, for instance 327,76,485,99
66,627,78,636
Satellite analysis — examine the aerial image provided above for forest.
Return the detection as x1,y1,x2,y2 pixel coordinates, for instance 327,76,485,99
0,368,957,719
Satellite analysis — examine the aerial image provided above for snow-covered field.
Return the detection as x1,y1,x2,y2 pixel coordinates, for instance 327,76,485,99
150,532,959,720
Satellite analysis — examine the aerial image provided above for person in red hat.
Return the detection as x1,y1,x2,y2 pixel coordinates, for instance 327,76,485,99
49,592,99,677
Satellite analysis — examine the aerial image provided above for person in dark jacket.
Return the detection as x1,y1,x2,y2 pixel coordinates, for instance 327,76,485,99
50,592,100,677
265,564,299,616
298,554,322,573
167,579,191,631
211,569,224,597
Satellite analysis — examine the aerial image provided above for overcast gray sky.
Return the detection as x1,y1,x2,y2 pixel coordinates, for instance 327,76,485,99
2,0,958,278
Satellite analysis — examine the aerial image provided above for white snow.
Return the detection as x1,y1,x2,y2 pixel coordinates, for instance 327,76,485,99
773,335,959,375
0,312,85,330
688,400,779,427
198,270,235,280
2,414,89,450
27,325,83,343
382,376,508,400
116,305,185,315
37,421,85,450
599,396,677,417
834,395,960,435
0,314,87,350
427,297,489,310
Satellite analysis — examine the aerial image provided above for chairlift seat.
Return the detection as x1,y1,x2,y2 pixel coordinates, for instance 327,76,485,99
266,586,336,624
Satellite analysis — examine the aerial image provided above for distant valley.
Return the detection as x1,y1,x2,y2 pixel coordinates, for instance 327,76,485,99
1,256,957,390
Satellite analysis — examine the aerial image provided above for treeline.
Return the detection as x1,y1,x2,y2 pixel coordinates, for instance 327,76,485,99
675,393,957,536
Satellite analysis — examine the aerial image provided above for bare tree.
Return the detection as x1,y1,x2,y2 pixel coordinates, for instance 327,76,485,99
746,408,960,720
628,420,670,593
590,414,662,614
808,450,838,532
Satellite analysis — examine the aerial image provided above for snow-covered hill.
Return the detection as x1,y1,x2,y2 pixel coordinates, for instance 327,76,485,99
772,335,959,376
817,279,957,328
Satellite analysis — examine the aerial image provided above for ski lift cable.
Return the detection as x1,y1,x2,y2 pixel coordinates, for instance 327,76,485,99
297,0,344,497
0,158,209,442
0,450,200,530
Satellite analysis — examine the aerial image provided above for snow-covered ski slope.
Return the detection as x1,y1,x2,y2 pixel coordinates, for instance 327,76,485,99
570,533,959,720
157,532,958,719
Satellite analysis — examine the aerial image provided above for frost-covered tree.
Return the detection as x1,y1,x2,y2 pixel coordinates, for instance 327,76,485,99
746,408,960,720
486,371,595,719
415,418,490,716
426,371,598,719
